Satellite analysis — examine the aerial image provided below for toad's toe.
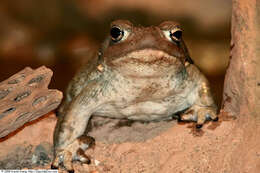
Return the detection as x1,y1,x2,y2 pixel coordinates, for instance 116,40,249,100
179,106,218,128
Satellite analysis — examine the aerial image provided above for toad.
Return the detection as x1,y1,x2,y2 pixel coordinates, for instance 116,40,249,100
52,20,218,172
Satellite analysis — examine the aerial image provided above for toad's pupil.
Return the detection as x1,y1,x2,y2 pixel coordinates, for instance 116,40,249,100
110,27,123,40
171,30,182,40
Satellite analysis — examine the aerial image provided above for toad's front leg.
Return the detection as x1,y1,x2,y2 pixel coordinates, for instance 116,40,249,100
180,80,218,128
51,81,108,172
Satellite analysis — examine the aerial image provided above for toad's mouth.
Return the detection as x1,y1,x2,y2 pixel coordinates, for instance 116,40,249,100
111,49,178,66
109,49,183,78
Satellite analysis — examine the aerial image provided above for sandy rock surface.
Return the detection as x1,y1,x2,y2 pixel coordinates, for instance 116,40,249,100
0,112,56,169
0,112,259,173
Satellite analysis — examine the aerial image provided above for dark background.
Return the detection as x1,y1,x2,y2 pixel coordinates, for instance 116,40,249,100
0,0,231,107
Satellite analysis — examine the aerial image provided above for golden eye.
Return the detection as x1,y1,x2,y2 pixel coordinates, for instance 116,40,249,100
110,26,124,42
170,28,182,42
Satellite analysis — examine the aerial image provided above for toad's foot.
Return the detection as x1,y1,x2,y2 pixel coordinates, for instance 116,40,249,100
180,107,218,128
51,135,95,172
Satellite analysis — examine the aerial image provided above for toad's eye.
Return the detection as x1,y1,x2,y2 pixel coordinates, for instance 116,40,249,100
110,26,124,42
163,28,182,43
170,29,182,42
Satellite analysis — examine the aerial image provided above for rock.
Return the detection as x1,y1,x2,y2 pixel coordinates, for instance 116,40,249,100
0,66,62,138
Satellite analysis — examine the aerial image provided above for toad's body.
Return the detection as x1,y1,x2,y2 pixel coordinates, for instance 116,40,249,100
83,54,200,121
52,20,218,172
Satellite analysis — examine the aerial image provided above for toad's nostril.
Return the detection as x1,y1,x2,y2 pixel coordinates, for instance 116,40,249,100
138,34,158,48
